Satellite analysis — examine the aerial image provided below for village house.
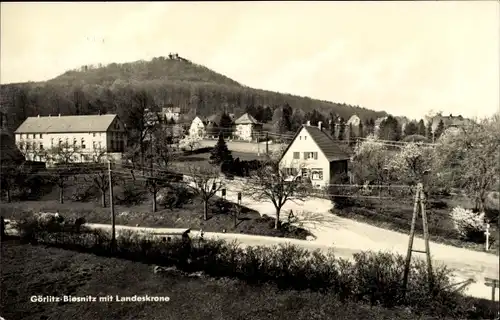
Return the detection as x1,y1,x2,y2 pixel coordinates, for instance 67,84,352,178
234,113,262,141
14,114,127,164
430,113,474,133
188,116,206,138
162,106,181,122
279,121,351,189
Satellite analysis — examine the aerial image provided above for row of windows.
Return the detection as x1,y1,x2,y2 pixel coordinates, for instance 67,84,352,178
19,139,125,151
18,133,44,139
283,167,324,180
293,152,318,160
17,132,124,140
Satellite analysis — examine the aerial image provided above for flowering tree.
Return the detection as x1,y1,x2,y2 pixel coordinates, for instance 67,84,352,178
433,113,500,212
350,135,389,185
179,135,201,151
449,206,486,241
387,142,434,185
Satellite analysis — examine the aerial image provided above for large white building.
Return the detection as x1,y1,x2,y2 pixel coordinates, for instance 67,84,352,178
14,114,127,164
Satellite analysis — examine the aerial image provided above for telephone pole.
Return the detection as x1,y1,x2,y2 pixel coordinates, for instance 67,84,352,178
108,161,116,251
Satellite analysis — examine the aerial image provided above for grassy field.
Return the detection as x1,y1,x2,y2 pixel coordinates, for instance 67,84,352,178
0,180,310,239
171,150,267,171
1,241,452,320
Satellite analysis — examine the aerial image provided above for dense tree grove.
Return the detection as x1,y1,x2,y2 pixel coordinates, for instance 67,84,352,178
0,58,386,134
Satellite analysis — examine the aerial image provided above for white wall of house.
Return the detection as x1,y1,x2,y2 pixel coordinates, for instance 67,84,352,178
164,111,180,122
279,127,331,188
189,117,205,137
235,124,254,141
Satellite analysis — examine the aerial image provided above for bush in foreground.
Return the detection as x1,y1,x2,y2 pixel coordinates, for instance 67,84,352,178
14,219,497,319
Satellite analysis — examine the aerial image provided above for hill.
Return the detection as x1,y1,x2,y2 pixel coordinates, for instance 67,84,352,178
0,56,387,133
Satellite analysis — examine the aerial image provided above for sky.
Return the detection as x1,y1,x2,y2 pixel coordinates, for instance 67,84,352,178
1,2,499,120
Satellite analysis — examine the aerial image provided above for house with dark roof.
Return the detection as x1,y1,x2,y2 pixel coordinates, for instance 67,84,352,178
234,113,262,141
278,121,351,189
430,114,474,133
14,114,126,164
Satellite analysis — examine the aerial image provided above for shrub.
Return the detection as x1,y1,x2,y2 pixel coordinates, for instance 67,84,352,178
158,184,195,210
115,181,147,206
449,206,486,243
14,219,498,319
70,183,97,202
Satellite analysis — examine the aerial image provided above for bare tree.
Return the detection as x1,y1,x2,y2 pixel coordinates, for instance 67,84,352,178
45,142,81,204
186,165,223,220
246,160,308,229
145,128,176,212
83,148,114,207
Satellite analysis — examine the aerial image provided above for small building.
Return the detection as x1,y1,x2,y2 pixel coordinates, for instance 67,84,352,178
279,121,351,189
188,116,206,138
14,114,127,164
162,106,181,122
431,114,474,133
234,113,262,141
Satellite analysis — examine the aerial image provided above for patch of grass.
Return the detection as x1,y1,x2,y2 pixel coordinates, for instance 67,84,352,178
1,242,449,320
333,196,499,255
0,192,311,240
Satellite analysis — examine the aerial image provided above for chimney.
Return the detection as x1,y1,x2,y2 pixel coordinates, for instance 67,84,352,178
318,121,323,130
306,120,311,126
58,114,61,117
48,114,51,117
37,115,40,118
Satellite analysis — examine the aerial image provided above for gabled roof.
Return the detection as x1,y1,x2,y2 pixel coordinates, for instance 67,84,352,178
206,114,221,124
163,107,181,113
280,125,351,162
346,115,361,126
235,113,259,125
431,115,474,132
15,114,120,133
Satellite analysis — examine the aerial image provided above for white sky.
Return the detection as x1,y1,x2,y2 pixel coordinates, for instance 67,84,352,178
1,2,499,120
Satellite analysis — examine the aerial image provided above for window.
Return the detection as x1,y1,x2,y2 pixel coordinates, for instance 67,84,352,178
39,143,44,150
304,136,307,140
58,139,62,147
293,152,300,159
51,138,54,147
26,142,31,150
93,133,96,137
93,141,96,149
98,141,102,149
73,139,77,147
299,136,302,140
311,169,323,180
303,152,318,160
18,142,24,150
32,134,36,139
81,138,86,149
40,134,43,139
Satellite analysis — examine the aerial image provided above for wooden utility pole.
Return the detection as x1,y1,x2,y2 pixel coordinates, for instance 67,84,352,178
265,132,269,155
402,183,433,296
108,161,116,251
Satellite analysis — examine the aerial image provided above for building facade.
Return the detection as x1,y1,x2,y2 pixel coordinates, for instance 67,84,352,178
14,114,127,164
234,113,262,141
188,116,206,138
279,122,350,189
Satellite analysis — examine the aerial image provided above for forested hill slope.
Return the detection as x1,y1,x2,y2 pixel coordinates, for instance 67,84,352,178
0,56,387,132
